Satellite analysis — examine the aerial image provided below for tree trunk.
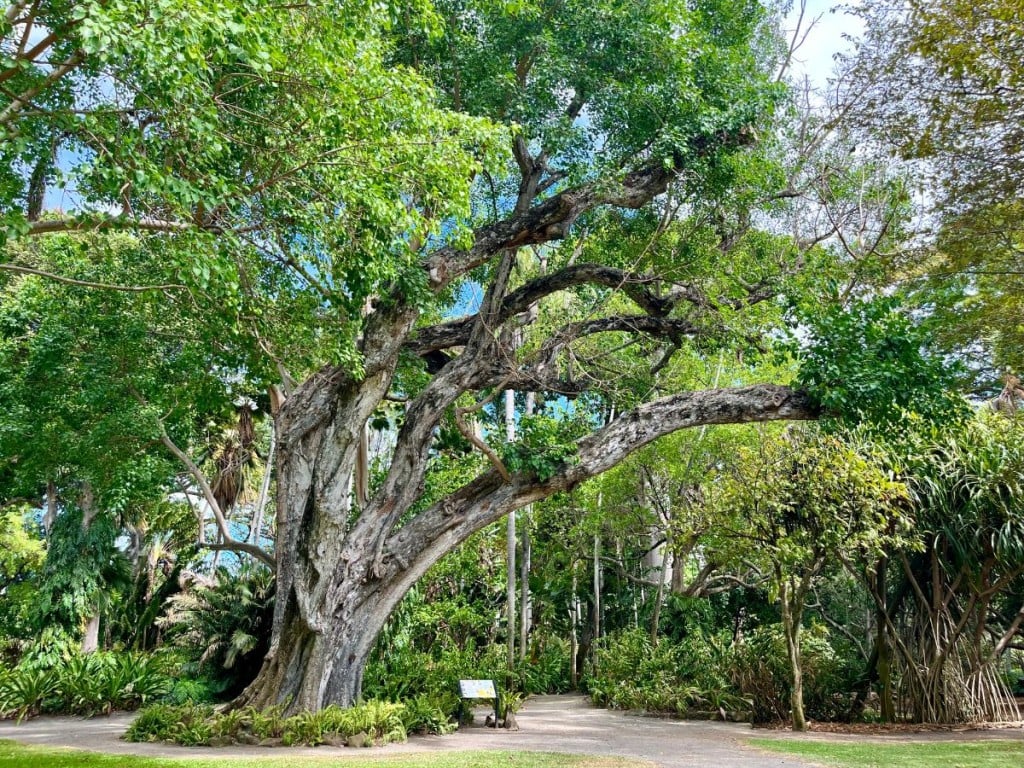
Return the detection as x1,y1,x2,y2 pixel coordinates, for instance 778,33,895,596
44,480,57,537
519,516,531,660
650,542,668,647
874,558,896,722
780,580,807,731
505,389,517,671
569,565,579,689
519,392,536,661
249,425,275,546
236,363,816,713
593,532,601,647
80,483,100,655
81,613,100,654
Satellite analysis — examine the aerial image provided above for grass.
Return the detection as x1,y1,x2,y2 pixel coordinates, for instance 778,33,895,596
750,737,1024,768
0,741,649,768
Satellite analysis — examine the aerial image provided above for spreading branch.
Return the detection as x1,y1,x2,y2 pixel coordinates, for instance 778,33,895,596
25,215,197,236
423,163,675,290
384,384,819,581
409,264,713,356
0,263,186,292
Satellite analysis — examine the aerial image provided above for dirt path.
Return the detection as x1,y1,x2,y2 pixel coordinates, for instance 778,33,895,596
14,693,1019,766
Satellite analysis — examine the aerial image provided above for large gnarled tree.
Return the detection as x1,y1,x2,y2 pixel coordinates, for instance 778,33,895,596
2,0,827,711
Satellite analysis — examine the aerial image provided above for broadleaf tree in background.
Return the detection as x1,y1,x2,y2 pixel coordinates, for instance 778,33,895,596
845,1,1024,383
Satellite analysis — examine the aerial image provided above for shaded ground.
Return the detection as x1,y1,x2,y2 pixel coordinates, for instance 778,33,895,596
4,694,1021,765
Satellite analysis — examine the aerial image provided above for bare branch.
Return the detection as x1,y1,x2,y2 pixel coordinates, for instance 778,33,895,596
158,428,275,568
453,405,511,483
133,387,275,568
0,263,186,292
423,162,675,290
3,0,31,24
0,48,85,130
409,263,712,355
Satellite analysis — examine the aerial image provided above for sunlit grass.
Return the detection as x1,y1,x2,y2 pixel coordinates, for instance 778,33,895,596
750,736,1024,767
0,741,650,768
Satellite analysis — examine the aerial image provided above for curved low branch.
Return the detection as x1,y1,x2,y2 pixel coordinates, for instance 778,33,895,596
159,429,275,568
140,398,276,569
384,384,818,581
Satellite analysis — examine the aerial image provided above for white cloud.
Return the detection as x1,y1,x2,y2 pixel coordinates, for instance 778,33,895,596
784,0,864,89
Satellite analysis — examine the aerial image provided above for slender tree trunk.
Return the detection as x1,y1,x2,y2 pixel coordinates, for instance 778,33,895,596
44,480,57,537
80,484,101,654
593,532,601,647
505,389,516,671
780,579,807,731
250,425,275,546
874,558,896,722
569,565,579,689
519,391,535,661
519,517,531,660
650,542,668,647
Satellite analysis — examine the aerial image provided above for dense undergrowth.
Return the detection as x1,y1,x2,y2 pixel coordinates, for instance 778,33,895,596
0,649,170,721
125,700,419,747
587,624,858,724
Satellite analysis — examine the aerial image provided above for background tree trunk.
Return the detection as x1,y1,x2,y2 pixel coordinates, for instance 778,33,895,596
780,580,807,731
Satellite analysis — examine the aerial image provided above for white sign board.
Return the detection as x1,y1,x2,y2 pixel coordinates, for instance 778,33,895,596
459,679,497,698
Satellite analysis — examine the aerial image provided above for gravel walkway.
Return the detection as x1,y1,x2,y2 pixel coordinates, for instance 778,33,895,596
0,693,897,767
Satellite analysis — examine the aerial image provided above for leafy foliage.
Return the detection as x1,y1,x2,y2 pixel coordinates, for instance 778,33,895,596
795,298,968,433
126,699,414,746
730,623,857,724
499,414,588,481
588,628,743,718
33,507,127,634
159,564,274,697
0,651,171,721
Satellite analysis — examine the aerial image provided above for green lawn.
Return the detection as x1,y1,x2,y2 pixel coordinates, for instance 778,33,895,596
0,742,648,768
750,737,1024,768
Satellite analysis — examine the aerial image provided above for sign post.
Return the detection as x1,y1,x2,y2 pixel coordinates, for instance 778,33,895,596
458,679,499,726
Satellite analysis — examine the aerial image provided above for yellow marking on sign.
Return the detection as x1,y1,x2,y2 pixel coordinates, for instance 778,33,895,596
459,679,496,698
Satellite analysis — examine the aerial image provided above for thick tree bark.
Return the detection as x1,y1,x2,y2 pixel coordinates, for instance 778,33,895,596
235,112,813,712
236,376,816,713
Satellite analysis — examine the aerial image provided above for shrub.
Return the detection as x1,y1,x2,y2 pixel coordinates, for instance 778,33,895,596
0,650,172,721
127,699,413,747
587,627,744,718
158,564,274,698
401,693,457,735
248,704,287,739
0,666,58,722
163,676,225,705
124,702,215,743
730,623,857,724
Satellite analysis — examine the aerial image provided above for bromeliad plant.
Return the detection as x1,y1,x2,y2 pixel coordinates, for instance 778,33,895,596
126,699,416,746
0,651,171,720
